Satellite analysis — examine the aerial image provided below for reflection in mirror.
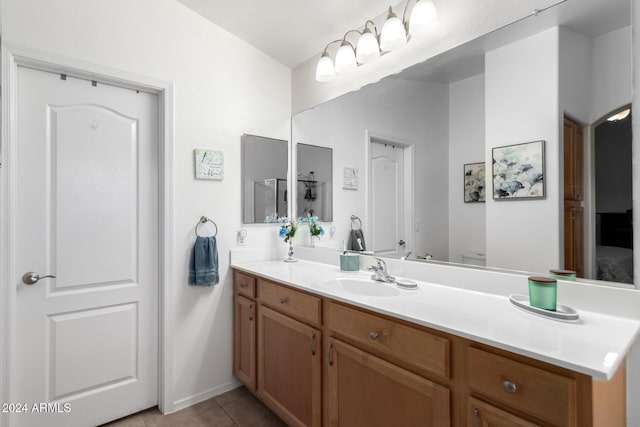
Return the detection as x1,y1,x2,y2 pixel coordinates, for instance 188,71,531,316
592,108,633,283
241,134,288,224
296,143,333,221
291,0,635,287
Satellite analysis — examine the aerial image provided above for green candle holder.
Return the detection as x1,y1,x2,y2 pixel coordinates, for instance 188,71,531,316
549,269,576,281
528,276,557,311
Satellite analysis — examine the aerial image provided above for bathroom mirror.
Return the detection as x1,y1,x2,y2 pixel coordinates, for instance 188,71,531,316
296,143,333,221
291,0,635,286
241,134,288,224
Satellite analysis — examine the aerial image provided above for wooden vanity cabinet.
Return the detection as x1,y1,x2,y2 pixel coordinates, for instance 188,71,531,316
233,271,257,392
232,270,627,427
468,397,539,427
326,337,450,427
256,279,322,427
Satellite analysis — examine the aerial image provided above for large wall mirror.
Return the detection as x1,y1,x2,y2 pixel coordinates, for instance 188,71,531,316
241,134,288,224
291,0,635,287
296,143,333,221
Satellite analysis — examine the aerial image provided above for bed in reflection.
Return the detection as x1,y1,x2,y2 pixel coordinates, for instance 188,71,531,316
596,212,633,284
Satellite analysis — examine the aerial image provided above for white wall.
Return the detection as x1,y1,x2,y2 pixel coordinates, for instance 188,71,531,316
591,26,633,123
1,0,291,412
448,74,486,263
292,78,449,260
485,27,561,272
559,27,591,125
291,0,564,114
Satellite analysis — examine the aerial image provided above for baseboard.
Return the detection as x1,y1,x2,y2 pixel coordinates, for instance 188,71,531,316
167,379,242,414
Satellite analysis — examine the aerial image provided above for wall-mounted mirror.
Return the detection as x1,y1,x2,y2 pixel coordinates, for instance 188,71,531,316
241,134,288,224
291,0,635,287
296,143,333,221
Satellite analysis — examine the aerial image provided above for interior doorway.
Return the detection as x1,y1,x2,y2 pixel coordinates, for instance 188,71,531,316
368,134,413,258
592,107,633,283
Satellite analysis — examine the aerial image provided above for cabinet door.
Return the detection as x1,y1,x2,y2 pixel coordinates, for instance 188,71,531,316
234,295,256,392
469,397,540,427
564,117,583,201
326,338,450,427
258,305,321,427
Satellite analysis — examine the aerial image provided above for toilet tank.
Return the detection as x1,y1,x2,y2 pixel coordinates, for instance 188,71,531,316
461,252,486,266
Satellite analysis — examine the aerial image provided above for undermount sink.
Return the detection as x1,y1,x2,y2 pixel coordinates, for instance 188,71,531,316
318,277,401,297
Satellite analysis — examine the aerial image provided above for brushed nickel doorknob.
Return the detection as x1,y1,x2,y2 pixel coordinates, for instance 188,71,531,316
22,272,56,285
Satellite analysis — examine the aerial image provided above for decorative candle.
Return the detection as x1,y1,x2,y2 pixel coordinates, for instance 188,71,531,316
549,269,576,281
528,276,557,311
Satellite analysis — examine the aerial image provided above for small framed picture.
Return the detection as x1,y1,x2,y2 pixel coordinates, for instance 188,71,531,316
194,148,224,180
343,167,358,190
492,140,544,200
464,162,485,203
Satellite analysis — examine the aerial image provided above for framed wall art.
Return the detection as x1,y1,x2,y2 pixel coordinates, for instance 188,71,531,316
492,140,544,200
194,148,224,180
464,162,485,203
342,167,359,190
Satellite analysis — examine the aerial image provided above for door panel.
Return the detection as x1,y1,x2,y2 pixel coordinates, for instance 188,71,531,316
49,303,138,400
13,66,158,427
53,105,138,288
370,142,405,256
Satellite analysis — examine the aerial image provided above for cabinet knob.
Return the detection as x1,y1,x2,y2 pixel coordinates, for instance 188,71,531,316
279,297,287,304
368,331,379,340
240,282,247,288
502,381,517,393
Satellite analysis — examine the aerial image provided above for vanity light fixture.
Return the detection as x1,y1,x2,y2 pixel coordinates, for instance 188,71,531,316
315,0,439,82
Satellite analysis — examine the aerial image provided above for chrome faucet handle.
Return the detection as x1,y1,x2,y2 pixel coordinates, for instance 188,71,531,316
375,258,387,272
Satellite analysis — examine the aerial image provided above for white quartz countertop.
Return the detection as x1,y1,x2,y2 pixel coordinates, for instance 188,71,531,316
232,259,640,381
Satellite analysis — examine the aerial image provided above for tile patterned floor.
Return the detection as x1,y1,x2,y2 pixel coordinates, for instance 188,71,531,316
101,387,286,427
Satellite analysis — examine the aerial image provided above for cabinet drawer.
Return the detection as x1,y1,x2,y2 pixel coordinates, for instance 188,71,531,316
259,279,321,327
234,271,256,298
326,302,449,379
467,347,577,426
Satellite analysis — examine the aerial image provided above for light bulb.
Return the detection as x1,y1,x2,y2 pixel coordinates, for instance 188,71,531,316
315,52,336,82
356,30,380,64
380,7,407,51
335,42,357,74
409,0,438,37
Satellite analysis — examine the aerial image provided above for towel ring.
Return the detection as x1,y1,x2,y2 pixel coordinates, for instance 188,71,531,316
195,216,218,237
350,215,362,231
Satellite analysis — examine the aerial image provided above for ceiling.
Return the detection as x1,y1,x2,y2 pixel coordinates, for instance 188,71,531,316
391,0,630,84
177,0,399,68
177,0,630,77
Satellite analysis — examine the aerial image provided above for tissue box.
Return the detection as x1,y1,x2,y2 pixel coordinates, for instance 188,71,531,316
340,254,360,271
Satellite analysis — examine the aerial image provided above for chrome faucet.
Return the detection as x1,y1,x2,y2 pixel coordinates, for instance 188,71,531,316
368,258,396,283
401,251,413,261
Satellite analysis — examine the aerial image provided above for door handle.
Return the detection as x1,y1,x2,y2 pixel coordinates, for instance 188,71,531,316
22,272,56,285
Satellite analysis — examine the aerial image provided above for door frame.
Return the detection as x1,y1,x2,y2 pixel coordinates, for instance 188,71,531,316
0,44,176,423
365,130,415,256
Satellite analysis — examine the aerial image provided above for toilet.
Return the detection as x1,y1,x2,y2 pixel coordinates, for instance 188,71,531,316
461,251,486,266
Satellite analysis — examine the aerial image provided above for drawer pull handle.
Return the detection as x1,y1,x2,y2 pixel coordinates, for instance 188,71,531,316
502,381,517,393
328,343,334,366
311,333,317,356
240,282,247,288
368,331,379,340
279,297,287,304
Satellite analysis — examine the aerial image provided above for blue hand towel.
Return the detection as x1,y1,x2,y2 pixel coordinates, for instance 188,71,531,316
189,236,219,286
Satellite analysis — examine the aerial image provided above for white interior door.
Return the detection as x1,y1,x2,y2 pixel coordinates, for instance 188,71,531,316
13,66,158,427
370,141,405,257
